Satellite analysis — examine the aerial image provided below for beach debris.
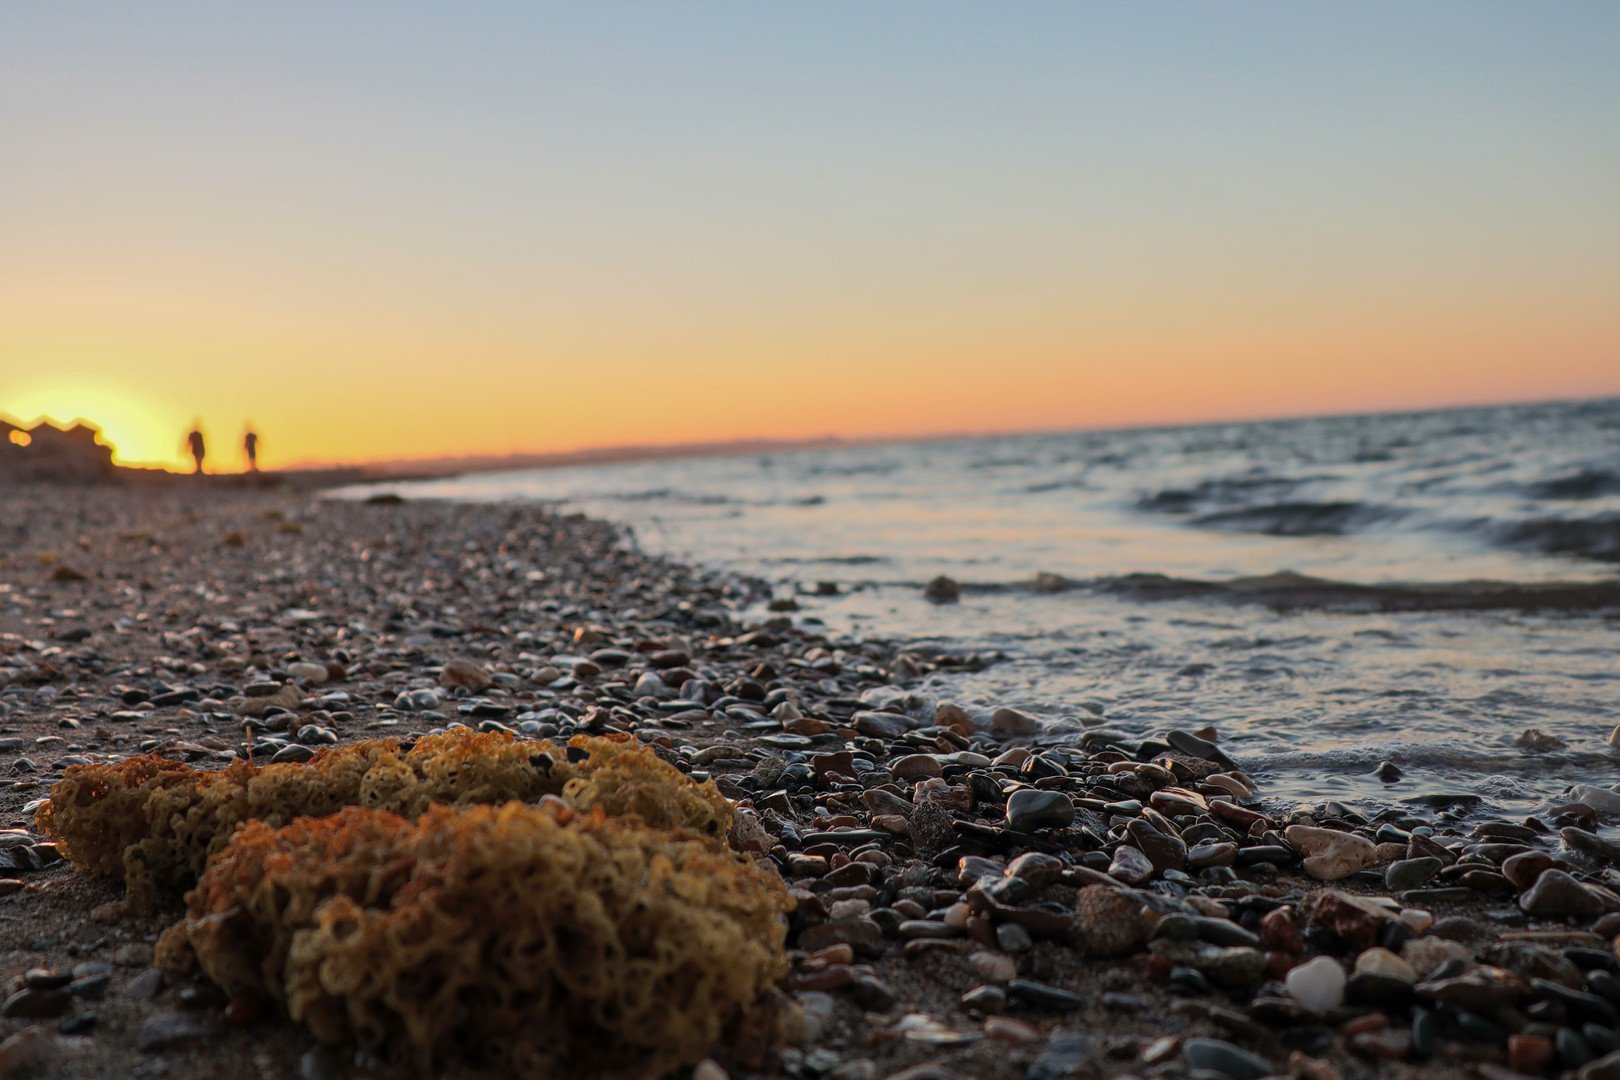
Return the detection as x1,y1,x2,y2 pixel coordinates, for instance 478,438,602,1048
154,801,792,1078
37,729,731,904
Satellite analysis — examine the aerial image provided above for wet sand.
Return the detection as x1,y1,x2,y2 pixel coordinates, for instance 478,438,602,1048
1,484,1617,1080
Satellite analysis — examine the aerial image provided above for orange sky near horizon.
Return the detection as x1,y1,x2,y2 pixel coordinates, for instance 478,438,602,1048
3,4,1618,473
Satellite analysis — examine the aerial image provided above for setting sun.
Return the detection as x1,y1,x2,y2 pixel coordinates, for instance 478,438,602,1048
4,371,217,470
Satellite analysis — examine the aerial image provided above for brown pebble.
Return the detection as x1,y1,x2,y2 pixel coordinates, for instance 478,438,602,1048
1340,1013,1389,1037
982,1015,1040,1044
1508,1033,1554,1074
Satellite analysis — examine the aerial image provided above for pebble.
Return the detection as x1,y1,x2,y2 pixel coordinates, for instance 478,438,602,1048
1355,947,1417,983
1521,869,1607,917
968,951,1018,983
1125,818,1186,872
0,1028,64,1076
1183,1037,1272,1080
1004,789,1073,831
1006,978,1083,1010
1385,856,1443,891
1285,956,1348,1013
1285,824,1378,880
960,985,1005,1013
1073,885,1148,957
982,1016,1041,1044
982,707,1038,738
1108,845,1154,884
1,987,70,1019
136,1012,221,1052
286,661,328,684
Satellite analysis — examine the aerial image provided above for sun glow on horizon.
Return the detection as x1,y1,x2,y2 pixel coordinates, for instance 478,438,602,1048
3,373,192,469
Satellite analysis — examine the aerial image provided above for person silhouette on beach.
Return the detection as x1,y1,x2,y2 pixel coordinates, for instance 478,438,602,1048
243,426,259,472
184,424,206,475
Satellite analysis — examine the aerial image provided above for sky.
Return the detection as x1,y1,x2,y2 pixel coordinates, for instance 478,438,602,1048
2,3,1618,471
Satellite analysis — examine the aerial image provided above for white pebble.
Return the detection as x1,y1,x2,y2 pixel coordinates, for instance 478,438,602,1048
1284,956,1346,1013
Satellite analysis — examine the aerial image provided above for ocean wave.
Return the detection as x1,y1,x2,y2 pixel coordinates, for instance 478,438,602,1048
769,554,891,566
598,488,740,506
1492,513,1620,563
1135,474,1309,515
1524,467,1620,500
882,569,1620,613
1253,741,1619,800
1092,570,1620,613
1189,501,1403,537
1020,477,1092,494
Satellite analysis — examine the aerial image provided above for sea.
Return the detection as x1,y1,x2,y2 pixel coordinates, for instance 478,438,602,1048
336,398,1620,822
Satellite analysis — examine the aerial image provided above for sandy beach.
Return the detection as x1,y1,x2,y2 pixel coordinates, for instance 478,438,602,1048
2,482,1619,1080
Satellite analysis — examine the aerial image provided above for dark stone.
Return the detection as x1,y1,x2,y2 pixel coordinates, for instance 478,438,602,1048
1007,978,1084,1010
1182,1037,1271,1080
137,1011,222,1052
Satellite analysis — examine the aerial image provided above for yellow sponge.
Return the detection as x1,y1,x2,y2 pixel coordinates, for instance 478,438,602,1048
155,801,791,1078
39,730,732,905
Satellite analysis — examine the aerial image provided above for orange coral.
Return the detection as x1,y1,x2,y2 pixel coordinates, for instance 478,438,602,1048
156,802,792,1078
39,730,731,905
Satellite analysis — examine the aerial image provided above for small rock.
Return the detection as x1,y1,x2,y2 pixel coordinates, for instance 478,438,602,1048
1355,947,1417,983
799,918,884,957
1,988,70,1019
1385,857,1442,891
1125,819,1186,872
1165,729,1238,770
286,662,328,684
1509,1033,1555,1074
1502,851,1557,890
961,985,1006,1013
692,1060,730,1080
136,1011,220,1053
1006,978,1083,1010
982,1015,1041,1044
438,658,492,691
1073,885,1147,957
1005,789,1073,831
968,951,1018,983
1520,869,1607,917
1285,956,1347,1013
1108,845,1155,885
851,712,909,739
989,707,1040,737
1183,1037,1272,1080
1285,825,1377,881
0,1028,63,1076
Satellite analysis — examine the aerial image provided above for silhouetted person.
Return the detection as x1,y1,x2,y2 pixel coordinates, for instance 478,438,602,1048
243,427,259,472
185,425,206,475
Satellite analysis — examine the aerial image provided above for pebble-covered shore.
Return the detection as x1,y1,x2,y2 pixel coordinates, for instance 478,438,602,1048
3,484,1620,1080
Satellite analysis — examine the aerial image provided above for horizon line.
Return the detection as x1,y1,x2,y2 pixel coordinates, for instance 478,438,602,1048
6,388,1615,476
